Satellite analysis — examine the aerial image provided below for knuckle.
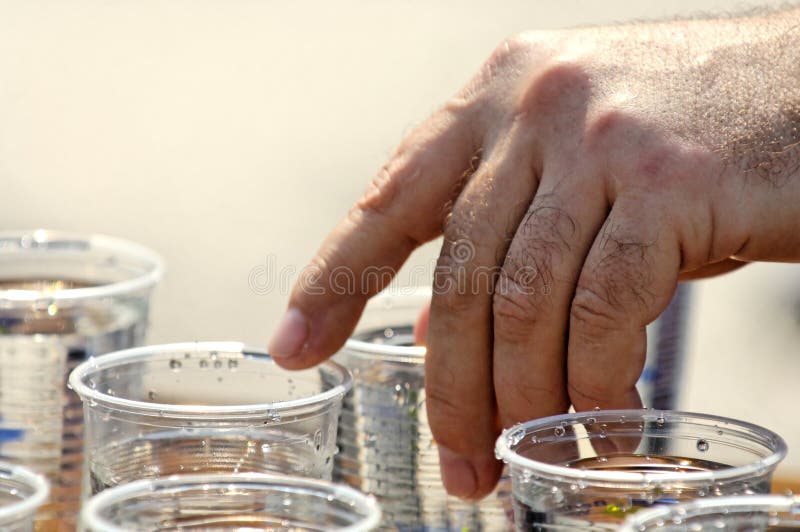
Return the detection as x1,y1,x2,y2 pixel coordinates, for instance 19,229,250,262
515,57,591,118
355,154,418,217
425,389,471,452
492,267,548,335
567,377,618,408
569,283,623,335
432,254,474,313
585,108,637,150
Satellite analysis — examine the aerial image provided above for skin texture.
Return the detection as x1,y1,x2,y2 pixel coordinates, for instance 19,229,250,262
270,8,800,499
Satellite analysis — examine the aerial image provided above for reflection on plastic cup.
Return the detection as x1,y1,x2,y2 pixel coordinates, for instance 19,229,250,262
69,342,352,496
619,494,800,531
0,462,49,532
0,229,163,529
78,473,381,532
333,287,512,530
495,409,787,531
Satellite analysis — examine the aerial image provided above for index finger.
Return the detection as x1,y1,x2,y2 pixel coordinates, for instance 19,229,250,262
269,105,478,369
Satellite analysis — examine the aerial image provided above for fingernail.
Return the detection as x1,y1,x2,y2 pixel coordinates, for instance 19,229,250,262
269,308,309,358
438,446,477,499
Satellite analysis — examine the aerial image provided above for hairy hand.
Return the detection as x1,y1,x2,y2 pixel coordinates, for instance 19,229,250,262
270,9,800,498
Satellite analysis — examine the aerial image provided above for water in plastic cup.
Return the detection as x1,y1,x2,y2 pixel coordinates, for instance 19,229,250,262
0,230,163,529
495,409,787,531
619,494,800,531
78,473,381,531
69,342,352,496
334,287,512,530
0,462,49,532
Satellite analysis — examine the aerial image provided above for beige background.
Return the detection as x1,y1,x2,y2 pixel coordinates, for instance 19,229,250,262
0,1,797,478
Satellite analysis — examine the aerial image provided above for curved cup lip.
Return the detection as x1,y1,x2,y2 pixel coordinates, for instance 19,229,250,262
0,463,49,525
68,341,353,418
80,472,382,532
495,409,787,486
0,229,165,306
618,494,800,531
342,338,426,365
342,285,431,364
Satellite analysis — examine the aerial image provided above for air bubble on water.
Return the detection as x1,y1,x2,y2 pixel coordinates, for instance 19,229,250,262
148,390,157,401
586,417,596,425
593,406,600,411
696,439,709,452
530,435,539,444
228,359,238,369
210,351,218,361
199,359,208,368
554,426,566,437
169,359,182,370
8,488,17,497
597,456,608,463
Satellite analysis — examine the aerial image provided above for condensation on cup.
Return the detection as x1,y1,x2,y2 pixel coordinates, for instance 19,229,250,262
619,494,800,531
495,409,787,531
78,473,381,532
69,342,352,497
0,230,163,530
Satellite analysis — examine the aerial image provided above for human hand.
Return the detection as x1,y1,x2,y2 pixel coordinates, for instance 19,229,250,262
270,9,800,499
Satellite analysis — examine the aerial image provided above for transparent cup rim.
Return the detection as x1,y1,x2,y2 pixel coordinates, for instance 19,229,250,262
343,338,426,364
495,409,787,485
618,494,800,530
80,472,381,532
0,462,49,524
68,341,353,417
342,285,431,364
0,229,165,306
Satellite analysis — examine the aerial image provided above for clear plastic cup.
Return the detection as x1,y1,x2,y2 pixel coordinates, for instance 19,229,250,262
68,341,352,495
78,473,381,532
0,462,50,532
619,494,800,531
495,409,787,531
0,229,163,528
333,287,512,530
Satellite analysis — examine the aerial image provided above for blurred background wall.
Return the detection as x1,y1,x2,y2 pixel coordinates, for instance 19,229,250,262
0,0,797,481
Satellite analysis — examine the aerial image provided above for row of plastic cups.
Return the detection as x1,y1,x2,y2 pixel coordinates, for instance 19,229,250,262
4,465,799,530
0,466,380,531
63,341,790,530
